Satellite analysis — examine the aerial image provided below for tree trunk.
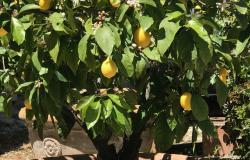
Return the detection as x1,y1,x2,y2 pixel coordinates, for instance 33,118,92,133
80,123,117,160
94,138,118,160
118,132,142,160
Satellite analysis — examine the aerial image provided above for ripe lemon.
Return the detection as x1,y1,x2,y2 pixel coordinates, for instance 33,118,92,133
219,68,228,77
180,92,192,111
24,99,32,110
109,0,121,8
101,57,118,78
0,28,8,37
219,75,227,84
39,0,52,11
219,68,227,84
134,27,151,48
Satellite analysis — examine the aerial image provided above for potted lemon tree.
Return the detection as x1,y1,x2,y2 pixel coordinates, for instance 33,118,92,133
0,0,249,159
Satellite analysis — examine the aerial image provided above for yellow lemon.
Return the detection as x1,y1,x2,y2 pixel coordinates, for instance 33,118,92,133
219,75,227,84
101,57,118,78
39,0,52,11
109,0,121,8
134,27,151,48
24,99,32,110
219,68,228,84
0,28,8,37
194,5,201,10
180,92,192,111
219,68,228,77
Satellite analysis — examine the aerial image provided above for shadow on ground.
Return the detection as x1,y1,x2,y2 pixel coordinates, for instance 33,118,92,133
0,95,28,154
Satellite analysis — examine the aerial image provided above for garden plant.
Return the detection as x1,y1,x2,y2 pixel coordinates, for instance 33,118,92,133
0,0,249,159
225,52,250,159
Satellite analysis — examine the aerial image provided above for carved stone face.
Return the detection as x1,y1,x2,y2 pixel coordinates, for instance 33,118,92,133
43,138,62,157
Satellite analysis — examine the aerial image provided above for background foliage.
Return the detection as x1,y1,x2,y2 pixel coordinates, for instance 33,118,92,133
225,50,250,158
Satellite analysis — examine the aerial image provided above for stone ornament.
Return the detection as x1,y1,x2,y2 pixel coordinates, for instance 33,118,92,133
43,138,62,157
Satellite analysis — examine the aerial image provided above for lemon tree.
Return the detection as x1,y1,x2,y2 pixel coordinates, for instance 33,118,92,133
0,0,250,159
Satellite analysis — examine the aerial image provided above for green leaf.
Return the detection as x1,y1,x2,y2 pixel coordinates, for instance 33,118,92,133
32,51,42,71
139,16,154,31
165,11,183,21
95,26,115,55
115,3,129,22
0,47,6,55
47,81,67,105
195,55,206,76
119,47,135,77
77,95,96,119
215,49,232,62
157,20,181,55
143,47,162,62
65,6,77,31
194,35,213,65
123,18,132,35
15,81,34,92
186,19,211,46
39,67,48,75
85,100,101,129
216,77,228,106
19,4,40,14
60,40,80,74
135,55,147,79
113,106,127,126
174,116,189,143
235,4,248,14
48,13,67,33
20,14,34,30
191,95,209,121
139,0,156,7
112,106,132,135
198,119,216,136
233,37,250,57
103,99,113,119
108,24,121,48
175,30,194,63
11,17,25,45
85,18,94,35
0,96,6,112
55,106,76,138
153,113,174,151
108,94,131,111
28,84,37,105
78,34,90,62
47,32,60,63
55,71,68,82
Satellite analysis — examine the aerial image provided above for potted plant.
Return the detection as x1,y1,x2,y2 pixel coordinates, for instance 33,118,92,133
1,0,250,159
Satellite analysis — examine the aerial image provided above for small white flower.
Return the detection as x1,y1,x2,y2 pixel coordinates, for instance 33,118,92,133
126,0,140,8
72,0,80,7
93,22,102,34
216,0,230,12
61,12,65,17
132,43,137,48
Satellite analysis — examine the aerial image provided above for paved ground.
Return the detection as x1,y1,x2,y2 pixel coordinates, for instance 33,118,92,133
0,143,34,160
